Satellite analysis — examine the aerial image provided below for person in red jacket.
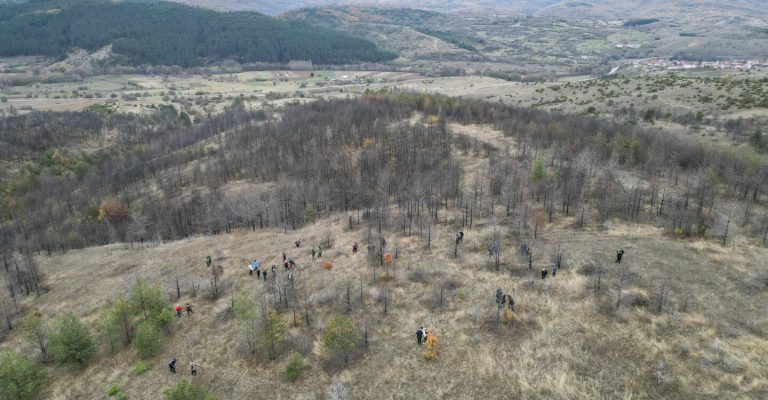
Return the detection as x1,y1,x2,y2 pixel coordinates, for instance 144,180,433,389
175,304,183,318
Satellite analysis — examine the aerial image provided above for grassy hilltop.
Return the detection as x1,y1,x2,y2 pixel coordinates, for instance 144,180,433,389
0,93,767,399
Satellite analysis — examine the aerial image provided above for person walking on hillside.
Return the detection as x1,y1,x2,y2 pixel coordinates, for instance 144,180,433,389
312,248,316,261
175,304,183,318
288,258,296,269
282,252,287,261
206,256,212,267
284,260,290,271
552,263,558,277
496,288,505,308
318,245,323,258
168,358,177,373
185,303,193,316
353,242,358,253
190,361,197,376
616,249,625,263
506,294,515,311
262,270,268,281
541,269,548,280
416,326,425,345
295,240,301,248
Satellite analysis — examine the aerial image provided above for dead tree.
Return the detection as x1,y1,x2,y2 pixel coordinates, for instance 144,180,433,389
616,263,628,310
174,266,182,299
593,265,605,293
722,207,733,246
654,283,671,314
346,281,352,313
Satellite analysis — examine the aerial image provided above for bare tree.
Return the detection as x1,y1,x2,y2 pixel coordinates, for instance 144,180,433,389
654,283,671,314
616,263,629,310
325,377,350,400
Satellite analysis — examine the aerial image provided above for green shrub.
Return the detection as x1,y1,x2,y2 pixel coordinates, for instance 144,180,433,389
132,361,152,375
530,158,547,182
285,353,305,381
107,384,122,396
49,312,96,365
153,308,175,331
0,349,46,400
323,314,361,366
132,278,169,322
133,321,164,358
163,380,216,400
260,311,287,361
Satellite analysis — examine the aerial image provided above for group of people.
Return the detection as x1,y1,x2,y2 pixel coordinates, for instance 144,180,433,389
174,303,193,318
415,326,431,345
495,288,515,311
247,262,272,281
514,243,626,279
540,262,559,280
311,246,323,260
168,358,198,376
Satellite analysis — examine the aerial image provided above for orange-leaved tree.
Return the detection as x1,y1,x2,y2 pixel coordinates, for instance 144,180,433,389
424,329,438,361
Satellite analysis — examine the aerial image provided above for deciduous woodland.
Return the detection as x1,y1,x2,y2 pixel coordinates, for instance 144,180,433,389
2,92,767,281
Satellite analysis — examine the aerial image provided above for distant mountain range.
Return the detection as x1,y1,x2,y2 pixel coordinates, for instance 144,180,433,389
167,0,768,20
0,0,395,67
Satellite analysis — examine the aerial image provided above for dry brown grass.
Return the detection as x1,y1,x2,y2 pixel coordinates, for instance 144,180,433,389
3,113,767,400
1,210,764,399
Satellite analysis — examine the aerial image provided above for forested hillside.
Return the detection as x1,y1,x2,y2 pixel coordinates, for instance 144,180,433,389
2,92,767,259
0,0,396,67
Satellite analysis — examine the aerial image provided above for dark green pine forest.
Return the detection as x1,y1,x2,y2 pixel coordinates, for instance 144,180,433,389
0,0,396,66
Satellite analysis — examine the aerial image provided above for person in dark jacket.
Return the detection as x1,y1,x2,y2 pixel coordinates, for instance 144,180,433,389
616,249,625,263
416,326,424,345
541,269,548,279
168,358,177,373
